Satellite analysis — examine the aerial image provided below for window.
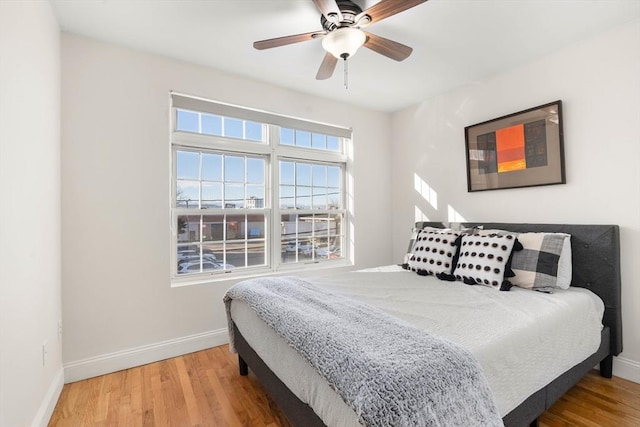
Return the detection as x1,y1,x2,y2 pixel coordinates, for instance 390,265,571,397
171,94,351,284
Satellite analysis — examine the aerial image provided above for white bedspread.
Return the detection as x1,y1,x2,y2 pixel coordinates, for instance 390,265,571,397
229,265,604,425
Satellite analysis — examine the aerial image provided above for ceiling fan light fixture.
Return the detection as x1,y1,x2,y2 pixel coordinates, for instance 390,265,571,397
322,27,366,59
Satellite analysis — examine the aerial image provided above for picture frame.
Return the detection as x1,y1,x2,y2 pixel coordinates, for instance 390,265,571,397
464,100,565,192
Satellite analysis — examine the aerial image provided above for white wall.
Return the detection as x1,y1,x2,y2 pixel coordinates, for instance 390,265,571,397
391,20,640,382
0,2,63,426
60,34,392,379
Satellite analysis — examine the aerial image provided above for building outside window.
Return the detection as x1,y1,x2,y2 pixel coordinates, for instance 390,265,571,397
170,93,351,284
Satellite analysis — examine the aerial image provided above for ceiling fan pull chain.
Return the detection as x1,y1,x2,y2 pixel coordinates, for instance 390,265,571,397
344,58,348,89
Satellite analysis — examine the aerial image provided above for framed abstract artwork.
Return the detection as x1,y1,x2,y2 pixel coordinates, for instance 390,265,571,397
464,100,565,192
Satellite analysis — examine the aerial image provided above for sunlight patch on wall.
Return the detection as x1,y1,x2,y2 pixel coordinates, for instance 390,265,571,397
415,206,429,223
414,174,438,210
448,205,468,223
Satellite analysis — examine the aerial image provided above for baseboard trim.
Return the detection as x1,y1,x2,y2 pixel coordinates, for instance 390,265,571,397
613,355,640,383
63,330,640,386
32,367,64,427
64,328,229,383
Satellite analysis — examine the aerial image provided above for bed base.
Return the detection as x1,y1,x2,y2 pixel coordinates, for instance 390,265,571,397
234,324,611,427
234,324,325,427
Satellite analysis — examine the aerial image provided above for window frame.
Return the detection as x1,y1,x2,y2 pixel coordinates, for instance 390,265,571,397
170,93,352,286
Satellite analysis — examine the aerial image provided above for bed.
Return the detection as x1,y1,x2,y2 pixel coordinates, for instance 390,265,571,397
224,223,622,427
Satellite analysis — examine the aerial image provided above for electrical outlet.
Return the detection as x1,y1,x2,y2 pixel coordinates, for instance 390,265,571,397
42,341,48,367
58,319,63,340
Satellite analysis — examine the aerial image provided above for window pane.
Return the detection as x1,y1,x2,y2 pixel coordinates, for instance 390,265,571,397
202,242,223,259
225,118,243,138
281,128,294,146
312,188,327,209
296,186,311,209
327,136,340,152
227,215,245,240
247,241,265,267
281,214,299,264
202,215,224,241
201,242,232,271
278,160,345,212
277,127,341,153
312,133,325,149
328,187,341,208
245,122,263,142
298,215,314,241
280,161,294,185
328,166,340,188
312,165,326,186
247,215,265,239
201,114,222,136
201,182,222,208
226,244,246,268
201,215,218,241
297,197,311,209
202,153,222,181
296,130,311,147
296,163,311,186
277,212,344,263
225,156,244,182
176,110,198,132
176,181,199,207
280,185,295,209
176,151,199,180
177,215,200,243
224,183,244,208
246,187,264,207
246,158,264,183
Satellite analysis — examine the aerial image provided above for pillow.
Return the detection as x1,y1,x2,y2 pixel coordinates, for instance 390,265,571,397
451,234,519,290
402,225,450,267
509,232,572,290
402,227,422,266
407,230,459,275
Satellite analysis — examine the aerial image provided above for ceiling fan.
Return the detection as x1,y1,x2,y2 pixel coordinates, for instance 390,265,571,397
253,0,428,82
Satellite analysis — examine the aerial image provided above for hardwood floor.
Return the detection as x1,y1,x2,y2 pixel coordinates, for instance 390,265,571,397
49,346,640,427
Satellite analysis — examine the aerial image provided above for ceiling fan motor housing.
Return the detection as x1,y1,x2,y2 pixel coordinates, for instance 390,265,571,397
321,0,364,31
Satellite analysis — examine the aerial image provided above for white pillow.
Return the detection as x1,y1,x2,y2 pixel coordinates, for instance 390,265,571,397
452,234,518,289
407,230,459,275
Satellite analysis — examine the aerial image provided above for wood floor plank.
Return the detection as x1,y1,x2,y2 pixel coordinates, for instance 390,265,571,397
174,355,203,426
50,347,640,427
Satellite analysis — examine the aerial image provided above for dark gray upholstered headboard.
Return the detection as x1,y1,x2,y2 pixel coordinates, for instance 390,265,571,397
416,222,622,356
465,223,622,356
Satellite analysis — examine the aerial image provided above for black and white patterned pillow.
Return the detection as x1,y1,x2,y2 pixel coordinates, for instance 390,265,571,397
402,227,422,267
407,230,459,275
452,234,518,289
510,232,572,290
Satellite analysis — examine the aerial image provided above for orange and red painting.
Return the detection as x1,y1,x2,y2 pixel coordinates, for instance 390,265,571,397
496,124,526,173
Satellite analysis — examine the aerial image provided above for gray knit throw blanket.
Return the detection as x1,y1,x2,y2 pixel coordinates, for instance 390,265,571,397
224,276,503,427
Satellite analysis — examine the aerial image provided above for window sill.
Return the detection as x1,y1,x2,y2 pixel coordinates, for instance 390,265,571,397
170,260,354,288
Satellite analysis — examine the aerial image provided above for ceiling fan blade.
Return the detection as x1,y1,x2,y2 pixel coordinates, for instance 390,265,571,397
316,52,338,80
254,31,324,50
312,0,342,23
363,32,413,61
356,0,428,26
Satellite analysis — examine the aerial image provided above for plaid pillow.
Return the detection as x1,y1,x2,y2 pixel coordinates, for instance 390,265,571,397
510,232,572,290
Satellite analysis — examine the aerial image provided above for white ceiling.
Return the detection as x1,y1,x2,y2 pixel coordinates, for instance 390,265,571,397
50,0,640,112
